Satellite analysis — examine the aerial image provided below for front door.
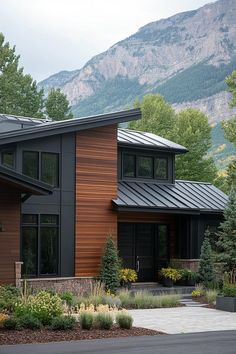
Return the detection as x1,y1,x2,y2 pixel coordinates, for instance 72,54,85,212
118,223,169,282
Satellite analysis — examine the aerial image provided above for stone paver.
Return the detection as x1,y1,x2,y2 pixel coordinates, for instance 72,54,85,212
129,307,236,334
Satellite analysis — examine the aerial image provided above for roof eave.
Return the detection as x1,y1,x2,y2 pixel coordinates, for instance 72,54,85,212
118,142,188,154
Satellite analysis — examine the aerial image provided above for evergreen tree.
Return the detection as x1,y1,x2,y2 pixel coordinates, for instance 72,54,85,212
216,188,236,271
225,70,236,108
198,230,215,287
0,33,44,117
45,88,73,121
99,236,120,292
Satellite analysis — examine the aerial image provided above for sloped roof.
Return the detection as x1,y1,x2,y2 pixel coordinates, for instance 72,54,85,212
118,129,187,153
113,180,227,214
0,109,141,145
0,165,52,195
0,114,46,125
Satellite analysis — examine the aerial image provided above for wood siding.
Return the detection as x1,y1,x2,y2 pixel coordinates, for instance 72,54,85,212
75,125,117,277
0,183,21,284
118,212,177,258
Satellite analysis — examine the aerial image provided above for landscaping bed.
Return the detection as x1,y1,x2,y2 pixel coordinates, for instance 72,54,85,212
0,325,162,345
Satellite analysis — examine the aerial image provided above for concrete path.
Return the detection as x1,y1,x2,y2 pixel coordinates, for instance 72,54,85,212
129,307,236,334
1,331,236,354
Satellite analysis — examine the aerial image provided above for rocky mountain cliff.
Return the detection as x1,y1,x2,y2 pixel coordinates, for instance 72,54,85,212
39,0,236,123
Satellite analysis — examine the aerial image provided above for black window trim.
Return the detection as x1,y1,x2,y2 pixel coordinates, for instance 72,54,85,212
136,154,154,179
41,152,59,188
154,156,168,180
1,148,16,169
22,150,60,188
21,213,60,278
22,150,39,180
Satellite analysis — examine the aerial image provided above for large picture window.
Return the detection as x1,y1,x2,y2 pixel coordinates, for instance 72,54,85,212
123,154,135,177
155,158,167,179
22,214,59,277
137,156,153,178
22,151,59,187
1,150,15,169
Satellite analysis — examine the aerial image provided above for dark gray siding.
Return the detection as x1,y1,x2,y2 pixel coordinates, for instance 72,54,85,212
16,133,75,277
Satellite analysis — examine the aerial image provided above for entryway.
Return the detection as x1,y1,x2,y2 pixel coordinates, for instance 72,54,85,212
118,223,169,282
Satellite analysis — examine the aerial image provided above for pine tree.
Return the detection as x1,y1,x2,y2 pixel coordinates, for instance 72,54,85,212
99,236,120,292
198,230,215,287
216,188,236,271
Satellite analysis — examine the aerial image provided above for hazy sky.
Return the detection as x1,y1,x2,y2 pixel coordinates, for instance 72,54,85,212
1,0,213,82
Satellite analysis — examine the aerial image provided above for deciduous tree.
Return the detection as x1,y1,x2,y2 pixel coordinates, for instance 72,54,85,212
45,88,73,121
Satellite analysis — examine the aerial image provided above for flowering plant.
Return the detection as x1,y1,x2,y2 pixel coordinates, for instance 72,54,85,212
120,268,137,283
160,267,182,282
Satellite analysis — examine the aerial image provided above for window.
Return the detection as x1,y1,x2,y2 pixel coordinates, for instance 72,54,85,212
23,151,39,179
41,153,59,187
137,156,153,178
22,151,59,187
22,214,59,277
123,154,135,177
1,150,15,169
155,158,167,179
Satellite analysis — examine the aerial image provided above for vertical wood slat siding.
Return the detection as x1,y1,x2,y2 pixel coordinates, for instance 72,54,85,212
0,185,21,284
75,125,117,277
118,212,177,258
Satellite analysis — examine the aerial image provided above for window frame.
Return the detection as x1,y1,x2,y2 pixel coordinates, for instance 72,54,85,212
22,151,39,180
136,155,154,179
123,153,136,178
1,148,16,169
154,157,168,180
22,150,60,188
21,214,59,278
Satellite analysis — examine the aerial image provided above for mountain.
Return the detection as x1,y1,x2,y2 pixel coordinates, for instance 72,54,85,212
39,0,236,123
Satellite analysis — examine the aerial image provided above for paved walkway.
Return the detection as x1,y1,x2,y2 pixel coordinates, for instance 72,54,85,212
129,306,236,334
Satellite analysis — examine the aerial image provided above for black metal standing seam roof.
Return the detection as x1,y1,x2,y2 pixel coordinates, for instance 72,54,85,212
0,109,141,145
118,129,188,153
0,114,46,125
0,165,53,195
113,180,228,214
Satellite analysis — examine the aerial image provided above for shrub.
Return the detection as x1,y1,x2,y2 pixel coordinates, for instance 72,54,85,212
181,269,198,281
157,294,180,308
3,317,20,330
160,268,182,282
191,290,202,297
0,313,9,327
222,283,236,297
198,230,215,287
50,316,76,330
205,290,218,304
79,312,94,330
0,285,21,313
14,291,63,325
118,289,132,308
129,291,180,309
102,295,121,308
60,292,74,306
96,312,113,330
99,236,121,293
116,311,133,329
17,314,42,329
119,269,137,283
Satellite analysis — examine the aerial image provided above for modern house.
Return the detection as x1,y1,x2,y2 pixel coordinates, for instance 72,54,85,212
0,110,227,288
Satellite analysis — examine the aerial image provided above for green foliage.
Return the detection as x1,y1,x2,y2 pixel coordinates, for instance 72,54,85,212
115,312,133,329
60,291,74,306
14,291,63,325
101,295,122,308
222,283,236,297
155,59,236,103
45,88,73,121
173,108,217,183
222,117,236,146
225,70,236,108
50,315,76,330
129,94,175,140
0,33,44,118
160,267,182,282
17,313,42,330
3,317,19,330
180,269,198,281
96,312,113,330
216,188,236,271
99,236,121,293
198,231,215,287
0,285,21,313
79,312,94,330
205,289,218,304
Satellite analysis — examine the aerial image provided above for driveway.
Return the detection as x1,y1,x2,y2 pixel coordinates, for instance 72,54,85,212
0,331,236,354
129,307,236,334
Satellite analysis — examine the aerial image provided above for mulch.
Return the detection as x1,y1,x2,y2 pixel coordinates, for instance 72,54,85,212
0,325,164,345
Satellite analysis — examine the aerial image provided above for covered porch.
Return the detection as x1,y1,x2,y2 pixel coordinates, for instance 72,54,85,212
113,180,227,283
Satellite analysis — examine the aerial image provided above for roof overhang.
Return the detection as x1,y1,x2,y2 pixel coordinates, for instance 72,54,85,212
0,109,141,145
118,142,187,154
0,165,53,196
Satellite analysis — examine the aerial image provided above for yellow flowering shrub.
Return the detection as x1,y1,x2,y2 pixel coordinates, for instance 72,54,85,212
120,269,137,283
0,313,9,327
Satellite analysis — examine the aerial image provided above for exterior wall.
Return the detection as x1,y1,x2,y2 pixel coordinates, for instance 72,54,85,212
17,133,75,277
75,125,118,277
0,184,20,284
118,212,177,258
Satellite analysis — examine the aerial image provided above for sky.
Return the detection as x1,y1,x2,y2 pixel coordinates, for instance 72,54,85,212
1,0,213,82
